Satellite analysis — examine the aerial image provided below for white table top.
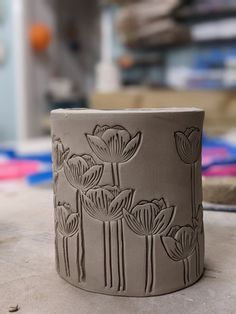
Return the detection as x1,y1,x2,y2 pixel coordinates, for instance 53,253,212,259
0,187,236,314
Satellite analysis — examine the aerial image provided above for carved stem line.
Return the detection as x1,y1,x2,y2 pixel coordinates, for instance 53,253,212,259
191,162,200,278
104,221,113,288
54,192,60,273
62,236,70,276
145,235,154,293
62,236,66,275
111,163,115,186
183,259,186,285
66,237,70,276
196,238,200,276
145,235,148,292
121,219,126,291
116,221,120,290
112,163,120,187
150,235,154,292
183,258,190,285
187,257,190,283
149,235,154,293
115,163,120,187
108,221,113,288
190,163,195,220
117,219,125,291
103,222,107,287
76,189,85,282
55,225,60,272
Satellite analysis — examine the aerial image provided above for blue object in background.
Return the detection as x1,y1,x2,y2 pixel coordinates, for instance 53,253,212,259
27,170,53,186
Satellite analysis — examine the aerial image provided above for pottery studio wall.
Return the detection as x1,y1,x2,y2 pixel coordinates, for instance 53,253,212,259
0,0,17,141
0,0,100,142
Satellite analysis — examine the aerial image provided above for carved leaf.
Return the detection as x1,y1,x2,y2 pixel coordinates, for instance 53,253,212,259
109,189,134,219
102,128,131,151
152,206,174,235
93,125,110,137
52,138,70,171
174,132,193,164
64,154,103,191
161,236,183,261
86,134,110,162
56,205,79,237
175,226,196,257
122,132,142,162
81,165,104,190
64,161,81,189
66,213,79,236
86,125,142,164
82,187,134,221
81,192,102,220
152,197,167,210
174,127,201,164
123,209,144,236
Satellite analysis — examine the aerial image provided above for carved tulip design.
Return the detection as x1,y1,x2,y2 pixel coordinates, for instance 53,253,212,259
56,203,79,237
86,125,141,186
193,204,203,277
81,185,133,222
82,185,134,289
124,198,174,293
56,202,79,277
174,127,201,165
161,226,197,285
52,137,70,273
64,154,103,191
52,120,203,294
52,137,70,172
64,154,104,282
174,127,202,278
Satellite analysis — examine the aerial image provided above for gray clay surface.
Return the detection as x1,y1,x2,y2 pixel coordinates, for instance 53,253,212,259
51,108,205,296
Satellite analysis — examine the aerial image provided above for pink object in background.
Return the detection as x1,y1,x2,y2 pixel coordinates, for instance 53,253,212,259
203,164,236,177
0,160,41,180
202,147,230,167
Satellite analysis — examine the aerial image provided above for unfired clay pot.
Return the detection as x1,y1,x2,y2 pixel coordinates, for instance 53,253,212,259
51,108,205,297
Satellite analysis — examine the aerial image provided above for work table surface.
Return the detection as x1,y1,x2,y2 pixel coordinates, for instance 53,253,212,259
0,187,235,314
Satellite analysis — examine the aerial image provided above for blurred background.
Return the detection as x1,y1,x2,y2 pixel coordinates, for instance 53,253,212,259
0,0,236,207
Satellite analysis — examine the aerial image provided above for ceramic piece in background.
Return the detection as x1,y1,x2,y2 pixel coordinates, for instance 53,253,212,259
51,108,205,297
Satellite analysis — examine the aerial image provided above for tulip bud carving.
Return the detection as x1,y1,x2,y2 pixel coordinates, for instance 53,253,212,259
52,136,70,172
55,202,79,277
85,125,142,291
64,154,104,282
174,127,202,277
86,125,142,186
161,226,197,285
52,136,70,273
52,121,203,294
81,185,134,289
124,198,175,293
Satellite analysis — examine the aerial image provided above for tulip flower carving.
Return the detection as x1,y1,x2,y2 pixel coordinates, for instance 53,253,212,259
85,124,142,291
124,198,174,293
161,226,197,285
64,154,103,191
174,127,201,165
52,121,203,293
52,136,70,172
86,125,141,186
81,185,134,289
174,127,202,277
56,202,79,277
193,204,203,276
52,136,70,273
64,154,103,282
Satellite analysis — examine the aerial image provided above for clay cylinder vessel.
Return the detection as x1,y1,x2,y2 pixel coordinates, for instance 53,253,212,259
51,108,205,297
